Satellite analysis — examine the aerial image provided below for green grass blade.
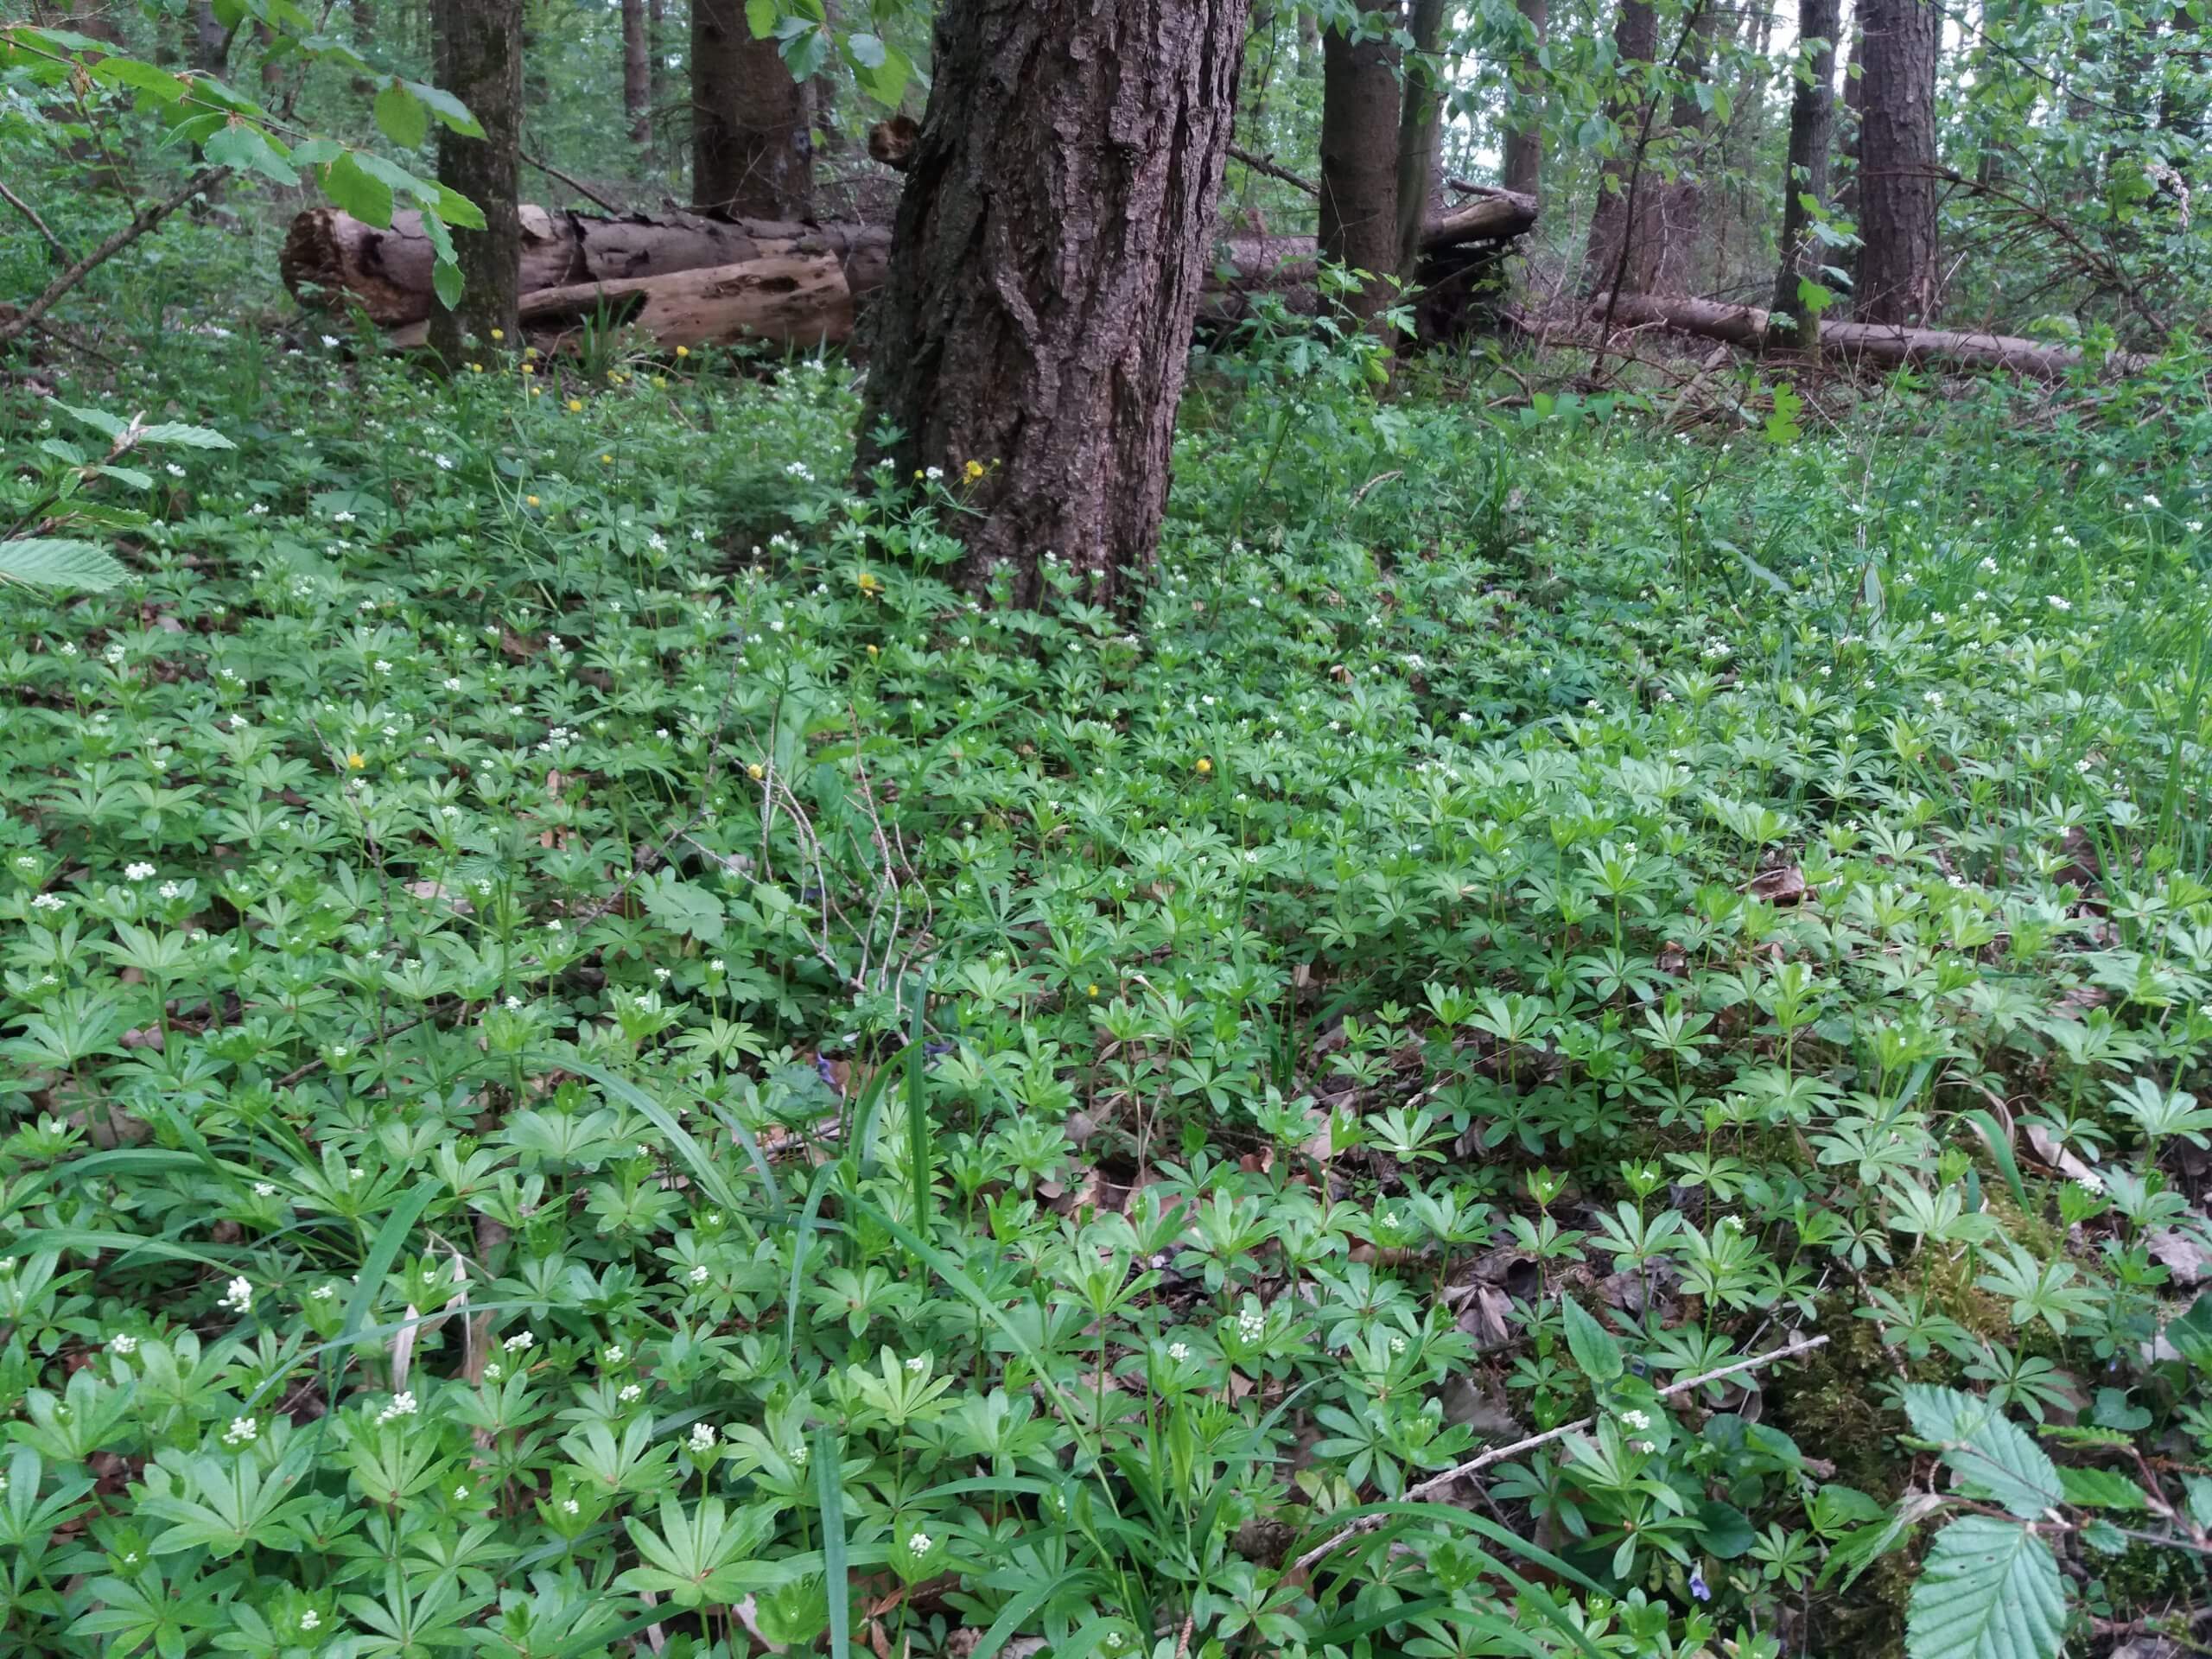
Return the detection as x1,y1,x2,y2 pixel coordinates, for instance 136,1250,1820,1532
1961,1107,2030,1211
329,1179,438,1383
815,1425,850,1659
547,1051,754,1216
906,980,931,1239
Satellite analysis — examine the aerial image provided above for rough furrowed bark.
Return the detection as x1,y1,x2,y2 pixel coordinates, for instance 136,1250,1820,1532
1590,292,2152,377
281,205,891,327
853,0,1253,609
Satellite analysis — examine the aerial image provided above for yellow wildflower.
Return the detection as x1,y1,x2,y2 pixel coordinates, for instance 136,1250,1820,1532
963,460,985,482
345,752,365,770
1195,757,1212,775
567,397,583,412
490,328,505,341
747,763,765,781
525,494,541,507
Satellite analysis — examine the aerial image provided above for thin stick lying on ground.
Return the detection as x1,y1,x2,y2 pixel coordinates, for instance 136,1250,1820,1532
1285,1330,1831,1581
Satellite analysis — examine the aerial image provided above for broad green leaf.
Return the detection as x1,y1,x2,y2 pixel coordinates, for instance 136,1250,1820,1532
91,56,189,104
2056,1466,2149,1510
321,152,395,226
372,81,429,149
1905,1516,2063,1659
745,0,777,36
60,403,125,441
401,79,482,137
137,423,235,449
433,184,486,231
1559,1294,1623,1383
202,120,296,184
1903,1386,2061,1519
0,539,126,590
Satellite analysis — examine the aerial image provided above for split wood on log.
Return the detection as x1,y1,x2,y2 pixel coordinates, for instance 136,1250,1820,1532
281,204,891,329
1592,291,2150,377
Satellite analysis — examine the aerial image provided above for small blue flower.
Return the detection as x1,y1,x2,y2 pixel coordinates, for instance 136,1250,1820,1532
1688,1568,1711,1603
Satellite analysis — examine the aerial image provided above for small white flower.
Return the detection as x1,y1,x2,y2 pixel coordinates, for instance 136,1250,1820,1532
603,1344,626,1365
905,1355,927,1375
690,1421,717,1452
1620,1409,1652,1432
125,862,156,881
1167,1341,1191,1362
110,1333,139,1356
224,1415,257,1446
503,1331,537,1352
29,893,64,912
907,1530,933,1555
561,1497,581,1515
435,454,454,471
688,1263,709,1284
165,462,186,479
253,1182,276,1198
444,677,462,690
301,1610,322,1630
619,1382,643,1402
159,881,181,899
219,1276,253,1314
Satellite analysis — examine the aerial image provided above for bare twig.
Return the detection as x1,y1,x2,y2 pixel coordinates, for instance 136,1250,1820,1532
0,181,72,262
0,167,228,346
521,150,626,215
1286,1330,1831,1582
1228,143,1319,197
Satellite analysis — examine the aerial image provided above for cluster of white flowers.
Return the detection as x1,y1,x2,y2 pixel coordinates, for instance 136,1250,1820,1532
376,1391,418,1425
224,1416,257,1446
689,1422,718,1453
503,1330,537,1352
1235,1306,1266,1343
218,1276,253,1314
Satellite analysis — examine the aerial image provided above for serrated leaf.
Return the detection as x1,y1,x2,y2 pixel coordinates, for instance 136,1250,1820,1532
1559,1294,1622,1383
91,56,189,104
320,152,394,226
1905,1516,2063,1659
1903,1386,2061,1519
137,423,235,450
373,81,428,148
96,466,155,490
0,539,128,590
434,185,485,232
202,120,296,184
2056,1466,2147,1510
60,403,125,441
400,78,482,137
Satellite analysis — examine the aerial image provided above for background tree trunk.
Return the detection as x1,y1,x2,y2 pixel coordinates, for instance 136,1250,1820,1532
1770,0,1839,340
1501,0,1547,199
1838,21,1863,225
426,0,524,357
623,0,652,148
1637,2,1716,292
855,0,1249,607
691,0,813,217
188,0,232,73
1584,0,1656,294
1394,0,1448,285
1319,6,1402,325
1298,8,1321,76
1854,0,1936,321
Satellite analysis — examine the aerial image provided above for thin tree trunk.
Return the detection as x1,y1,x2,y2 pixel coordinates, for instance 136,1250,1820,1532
623,0,651,147
1501,0,1548,199
1838,20,1863,224
1638,2,1715,292
1319,5,1402,325
647,0,666,151
1854,0,1937,322
1584,0,1657,294
188,0,231,72
1298,7,1321,75
691,0,812,217
1770,0,1840,341
855,0,1249,607
426,0,524,357
1395,0,1448,285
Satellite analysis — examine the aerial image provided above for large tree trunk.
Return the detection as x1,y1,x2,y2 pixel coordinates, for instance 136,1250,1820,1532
1770,0,1840,340
1584,0,1657,296
1395,0,1450,286
1501,0,1548,199
283,205,889,327
691,0,813,218
1592,291,2152,375
623,0,652,149
426,0,523,357
854,0,1249,608
1319,6,1402,326
1854,0,1937,322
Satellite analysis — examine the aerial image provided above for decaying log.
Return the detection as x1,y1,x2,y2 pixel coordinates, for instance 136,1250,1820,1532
286,196,1535,352
1592,292,2152,377
387,254,859,351
282,204,891,329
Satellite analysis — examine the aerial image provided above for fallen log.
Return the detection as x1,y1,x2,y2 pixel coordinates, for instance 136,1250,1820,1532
282,204,891,329
288,197,1535,350
1592,292,2151,377
386,254,860,352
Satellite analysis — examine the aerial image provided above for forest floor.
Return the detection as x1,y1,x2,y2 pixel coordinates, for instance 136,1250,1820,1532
3,327,2210,1657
